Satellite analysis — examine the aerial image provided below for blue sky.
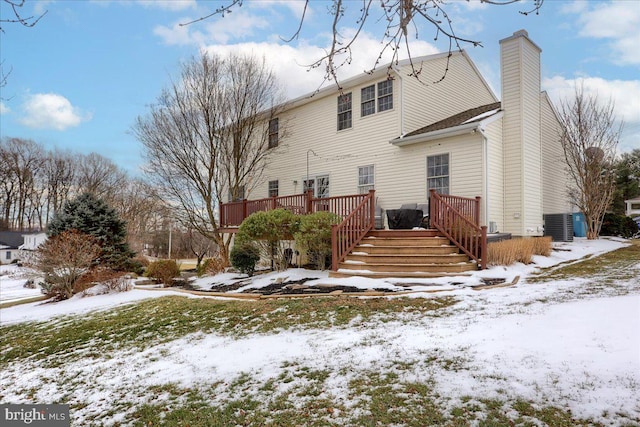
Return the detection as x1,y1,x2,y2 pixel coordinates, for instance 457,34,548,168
1,0,638,174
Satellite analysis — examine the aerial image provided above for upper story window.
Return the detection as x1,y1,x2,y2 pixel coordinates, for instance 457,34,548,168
361,85,376,117
337,93,352,131
427,154,449,195
358,165,375,194
360,80,393,117
268,180,279,198
268,118,279,148
377,80,393,112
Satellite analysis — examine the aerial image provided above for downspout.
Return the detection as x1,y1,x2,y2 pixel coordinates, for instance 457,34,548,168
391,66,405,136
479,127,490,229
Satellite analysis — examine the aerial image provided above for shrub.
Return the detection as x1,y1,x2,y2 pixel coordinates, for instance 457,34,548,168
35,230,102,301
600,213,639,238
197,256,227,276
531,236,553,257
488,236,553,266
230,243,260,276
236,209,301,271
127,256,150,276
294,211,340,270
145,259,180,287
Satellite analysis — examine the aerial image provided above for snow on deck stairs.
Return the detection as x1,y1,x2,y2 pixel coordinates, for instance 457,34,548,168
329,229,478,279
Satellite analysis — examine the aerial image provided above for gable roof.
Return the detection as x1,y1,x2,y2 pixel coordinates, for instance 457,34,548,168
0,231,25,249
403,102,502,138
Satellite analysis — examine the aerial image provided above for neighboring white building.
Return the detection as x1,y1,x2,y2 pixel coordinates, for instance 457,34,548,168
243,29,569,237
0,232,26,265
20,232,47,251
625,196,640,218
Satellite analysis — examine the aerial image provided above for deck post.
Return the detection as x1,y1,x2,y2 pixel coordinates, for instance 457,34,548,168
305,189,313,214
474,196,481,226
242,199,248,223
331,223,338,271
480,225,488,269
368,189,375,229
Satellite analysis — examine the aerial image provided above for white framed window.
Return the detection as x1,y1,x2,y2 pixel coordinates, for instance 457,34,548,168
427,154,449,195
268,180,279,198
337,93,352,130
303,175,330,198
358,165,375,194
268,118,279,148
377,80,393,112
361,85,375,117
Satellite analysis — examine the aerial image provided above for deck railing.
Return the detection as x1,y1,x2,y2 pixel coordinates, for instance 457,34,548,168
219,190,372,228
219,192,313,228
331,189,376,271
429,189,487,269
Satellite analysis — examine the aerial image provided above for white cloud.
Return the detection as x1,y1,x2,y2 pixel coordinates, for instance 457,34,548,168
543,75,640,153
202,32,440,99
137,0,197,11
155,10,270,45
19,93,91,130
571,1,640,66
543,76,640,124
0,102,10,115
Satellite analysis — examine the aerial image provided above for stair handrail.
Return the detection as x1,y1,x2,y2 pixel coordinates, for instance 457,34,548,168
331,189,375,271
429,189,487,269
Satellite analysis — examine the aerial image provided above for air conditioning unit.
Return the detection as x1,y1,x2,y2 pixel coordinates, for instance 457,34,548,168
543,213,574,242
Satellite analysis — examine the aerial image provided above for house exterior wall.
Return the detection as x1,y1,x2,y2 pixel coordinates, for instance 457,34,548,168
255,52,497,214
20,232,47,251
500,30,543,236
400,52,497,135
540,92,572,214
484,118,505,232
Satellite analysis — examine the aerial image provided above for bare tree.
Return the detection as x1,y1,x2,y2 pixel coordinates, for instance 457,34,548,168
183,0,543,86
76,152,128,202
43,149,77,223
559,84,622,239
0,137,44,230
133,52,286,263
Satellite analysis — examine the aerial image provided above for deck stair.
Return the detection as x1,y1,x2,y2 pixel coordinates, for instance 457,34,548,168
329,229,478,279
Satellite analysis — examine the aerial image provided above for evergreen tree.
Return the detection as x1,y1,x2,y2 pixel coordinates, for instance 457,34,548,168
48,193,134,270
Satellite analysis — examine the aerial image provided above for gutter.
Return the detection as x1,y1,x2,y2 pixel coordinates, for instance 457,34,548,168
389,121,481,146
391,65,405,136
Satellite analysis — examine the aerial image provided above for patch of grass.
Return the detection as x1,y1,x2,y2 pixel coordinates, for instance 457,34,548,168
0,295,47,309
528,239,640,285
0,295,457,367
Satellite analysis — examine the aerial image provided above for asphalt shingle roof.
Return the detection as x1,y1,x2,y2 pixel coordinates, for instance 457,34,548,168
402,101,502,138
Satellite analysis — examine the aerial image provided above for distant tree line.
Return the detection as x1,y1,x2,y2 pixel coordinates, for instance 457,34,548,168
0,137,167,253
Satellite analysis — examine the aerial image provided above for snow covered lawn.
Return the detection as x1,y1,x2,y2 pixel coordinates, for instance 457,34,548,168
1,238,639,426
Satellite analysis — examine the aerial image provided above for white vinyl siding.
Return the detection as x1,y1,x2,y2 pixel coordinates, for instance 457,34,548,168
500,32,542,236
401,52,497,136
252,51,491,215
484,119,504,231
540,93,571,214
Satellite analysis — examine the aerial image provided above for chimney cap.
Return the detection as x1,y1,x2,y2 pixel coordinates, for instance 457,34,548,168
499,28,541,52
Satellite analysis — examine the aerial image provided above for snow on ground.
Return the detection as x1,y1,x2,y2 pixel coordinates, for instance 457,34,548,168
0,265,42,303
1,237,639,425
